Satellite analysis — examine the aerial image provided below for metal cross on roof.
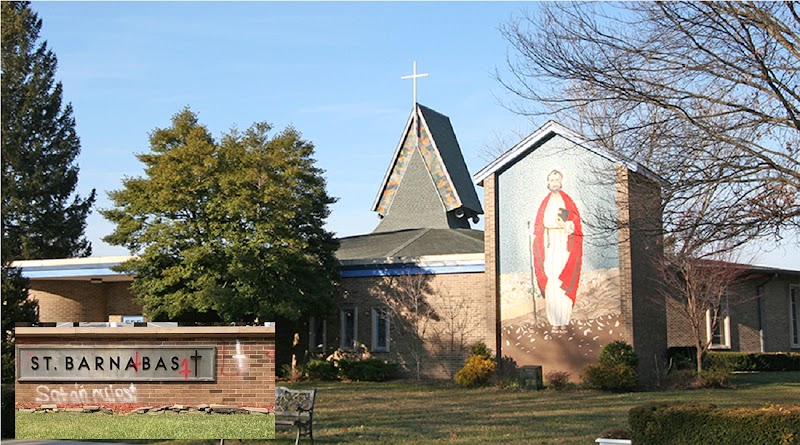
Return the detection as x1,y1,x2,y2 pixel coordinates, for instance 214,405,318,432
401,61,429,107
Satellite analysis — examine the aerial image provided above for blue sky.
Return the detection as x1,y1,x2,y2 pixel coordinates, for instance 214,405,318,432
31,1,799,270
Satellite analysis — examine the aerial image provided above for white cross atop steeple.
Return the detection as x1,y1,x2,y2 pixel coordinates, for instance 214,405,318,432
401,61,429,107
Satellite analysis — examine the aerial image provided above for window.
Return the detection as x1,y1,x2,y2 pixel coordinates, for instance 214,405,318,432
371,308,390,352
121,315,144,324
791,285,800,348
340,308,358,350
309,317,327,352
707,296,731,349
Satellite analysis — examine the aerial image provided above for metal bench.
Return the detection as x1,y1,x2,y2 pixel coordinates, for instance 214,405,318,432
275,386,317,445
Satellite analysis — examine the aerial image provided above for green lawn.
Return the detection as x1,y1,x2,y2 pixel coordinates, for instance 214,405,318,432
275,372,800,444
14,372,800,444
15,411,275,440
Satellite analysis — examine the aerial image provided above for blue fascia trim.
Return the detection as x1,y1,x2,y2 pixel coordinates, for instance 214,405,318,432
22,267,124,279
340,264,484,278
20,262,485,279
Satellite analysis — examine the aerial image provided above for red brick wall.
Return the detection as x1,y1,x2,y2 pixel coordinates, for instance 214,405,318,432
15,328,275,409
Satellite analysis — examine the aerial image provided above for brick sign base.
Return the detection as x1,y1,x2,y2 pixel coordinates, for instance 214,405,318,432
15,326,275,410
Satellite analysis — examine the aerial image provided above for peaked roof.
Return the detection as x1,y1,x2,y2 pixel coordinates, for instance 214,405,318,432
372,103,483,219
474,120,664,186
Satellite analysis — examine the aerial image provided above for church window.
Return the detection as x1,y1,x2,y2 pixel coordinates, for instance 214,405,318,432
372,308,390,352
707,296,730,349
309,316,326,353
790,285,800,348
340,308,358,350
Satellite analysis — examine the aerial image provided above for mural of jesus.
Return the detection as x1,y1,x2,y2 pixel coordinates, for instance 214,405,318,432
531,170,583,334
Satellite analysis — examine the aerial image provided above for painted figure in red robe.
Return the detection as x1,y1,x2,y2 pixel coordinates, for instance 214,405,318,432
532,170,583,334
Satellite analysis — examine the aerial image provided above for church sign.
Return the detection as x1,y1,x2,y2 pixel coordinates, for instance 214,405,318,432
17,346,216,382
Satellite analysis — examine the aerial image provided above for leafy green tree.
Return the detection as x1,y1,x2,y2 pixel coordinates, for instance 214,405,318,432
102,108,340,323
2,1,94,382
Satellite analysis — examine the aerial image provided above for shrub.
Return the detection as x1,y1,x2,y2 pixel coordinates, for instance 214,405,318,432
581,341,639,392
470,341,493,360
338,358,398,382
545,370,572,390
455,355,497,387
599,340,639,369
306,359,339,381
492,356,519,389
279,363,305,382
629,403,800,445
582,363,638,392
696,366,732,388
1,384,13,439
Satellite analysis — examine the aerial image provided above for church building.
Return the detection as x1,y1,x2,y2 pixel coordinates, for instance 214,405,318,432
14,101,800,384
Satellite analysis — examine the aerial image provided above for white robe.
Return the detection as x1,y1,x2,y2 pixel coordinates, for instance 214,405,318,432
542,193,573,327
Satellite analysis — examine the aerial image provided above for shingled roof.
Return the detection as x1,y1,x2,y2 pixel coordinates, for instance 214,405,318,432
336,228,484,261
371,103,483,233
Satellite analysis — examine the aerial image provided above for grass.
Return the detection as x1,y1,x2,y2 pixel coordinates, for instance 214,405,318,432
14,372,800,444
15,411,275,440
273,371,800,444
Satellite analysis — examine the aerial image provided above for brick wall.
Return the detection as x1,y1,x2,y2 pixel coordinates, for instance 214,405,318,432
15,327,275,409
483,174,502,359
331,271,491,379
30,280,141,322
667,273,800,353
616,165,667,386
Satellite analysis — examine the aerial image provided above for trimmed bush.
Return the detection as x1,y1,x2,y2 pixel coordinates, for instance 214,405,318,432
581,341,639,392
338,358,398,382
705,352,800,372
629,403,800,445
306,359,339,381
582,363,638,392
470,341,493,360
599,340,639,369
455,355,497,387
1,384,13,439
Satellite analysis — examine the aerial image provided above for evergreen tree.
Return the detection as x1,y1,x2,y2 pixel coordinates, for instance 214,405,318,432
1,1,95,382
2,1,96,261
102,108,340,323
1,267,36,383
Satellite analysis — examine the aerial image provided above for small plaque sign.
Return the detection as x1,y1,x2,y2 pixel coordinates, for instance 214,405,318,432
17,346,216,382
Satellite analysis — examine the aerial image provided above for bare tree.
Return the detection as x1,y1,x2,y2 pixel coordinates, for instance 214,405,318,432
659,249,751,374
369,273,439,379
498,1,800,255
477,127,532,163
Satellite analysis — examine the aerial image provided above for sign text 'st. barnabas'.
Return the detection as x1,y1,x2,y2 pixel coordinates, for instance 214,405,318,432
17,347,216,382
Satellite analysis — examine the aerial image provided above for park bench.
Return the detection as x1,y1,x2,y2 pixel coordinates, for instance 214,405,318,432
275,386,317,445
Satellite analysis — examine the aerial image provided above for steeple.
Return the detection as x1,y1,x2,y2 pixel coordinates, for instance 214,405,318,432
371,102,483,233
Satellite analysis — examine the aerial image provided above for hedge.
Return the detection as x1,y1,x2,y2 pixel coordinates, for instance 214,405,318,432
704,352,800,372
338,359,398,382
667,348,800,372
629,403,800,445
